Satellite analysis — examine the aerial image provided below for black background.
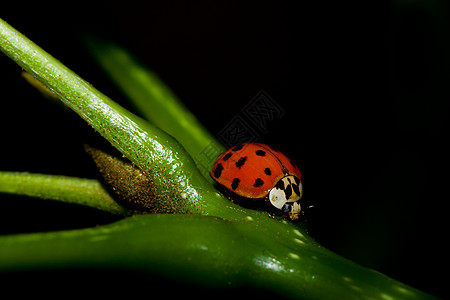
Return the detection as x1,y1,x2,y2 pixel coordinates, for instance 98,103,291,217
1,1,449,298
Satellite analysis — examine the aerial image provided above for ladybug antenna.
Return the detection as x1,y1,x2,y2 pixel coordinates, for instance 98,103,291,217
300,203,315,216
305,204,315,211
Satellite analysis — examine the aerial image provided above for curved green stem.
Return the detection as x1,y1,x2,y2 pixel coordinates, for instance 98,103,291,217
0,171,127,215
0,214,434,300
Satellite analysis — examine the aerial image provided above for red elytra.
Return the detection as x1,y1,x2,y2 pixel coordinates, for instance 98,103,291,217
210,143,302,199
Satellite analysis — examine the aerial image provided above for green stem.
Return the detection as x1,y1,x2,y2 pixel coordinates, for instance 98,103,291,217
0,214,435,300
0,171,127,215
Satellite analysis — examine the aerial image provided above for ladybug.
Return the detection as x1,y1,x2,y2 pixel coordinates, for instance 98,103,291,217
210,143,303,220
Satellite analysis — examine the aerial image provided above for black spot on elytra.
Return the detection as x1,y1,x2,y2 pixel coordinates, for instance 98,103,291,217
294,176,300,186
235,156,247,169
231,178,240,190
223,152,232,161
292,184,300,196
254,178,264,187
275,180,285,190
214,163,224,178
232,144,244,151
255,150,266,156
285,184,293,199
264,168,271,175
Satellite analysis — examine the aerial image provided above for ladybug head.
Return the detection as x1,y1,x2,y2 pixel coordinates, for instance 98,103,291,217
268,175,303,220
